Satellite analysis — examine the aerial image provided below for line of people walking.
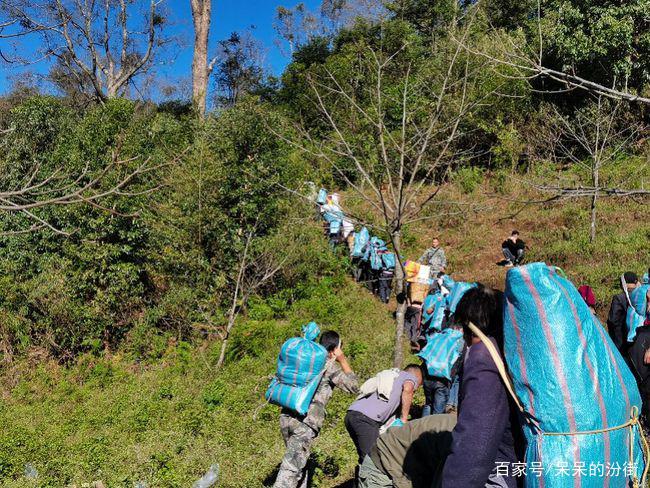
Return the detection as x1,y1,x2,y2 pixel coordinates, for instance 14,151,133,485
266,188,650,488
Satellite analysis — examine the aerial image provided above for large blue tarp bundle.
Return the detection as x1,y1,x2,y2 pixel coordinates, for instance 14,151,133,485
316,188,327,205
626,284,649,342
322,204,344,236
417,328,463,380
446,281,477,315
369,237,388,271
441,275,455,290
504,263,646,487
322,208,343,223
265,322,328,415
381,252,396,270
422,292,446,333
351,227,370,259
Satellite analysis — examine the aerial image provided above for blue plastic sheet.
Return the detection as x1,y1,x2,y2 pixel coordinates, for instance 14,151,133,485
417,328,463,381
422,292,446,333
265,322,328,415
626,284,649,342
351,227,370,259
447,281,477,315
381,252,396,270
504,263,645,487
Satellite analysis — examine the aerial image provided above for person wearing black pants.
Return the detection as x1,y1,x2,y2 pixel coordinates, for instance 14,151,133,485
377,269,393,303
344,410,382,466
629,325,650,423
344,366,423,484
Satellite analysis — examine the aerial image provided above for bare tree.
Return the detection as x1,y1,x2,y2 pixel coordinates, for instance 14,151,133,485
528,98,646,242
216,221,288,369
274,0,387,57
274,21,502,366
190,0,216,117
274,3,320,56
320,0,388,32
453,0,650,105
0,148,180,235
0,0,168,101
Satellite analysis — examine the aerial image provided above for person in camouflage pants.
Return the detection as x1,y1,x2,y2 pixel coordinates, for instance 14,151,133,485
274,331,359,488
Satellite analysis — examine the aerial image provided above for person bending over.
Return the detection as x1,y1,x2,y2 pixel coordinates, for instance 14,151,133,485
345,365,423,475
358,414,457,488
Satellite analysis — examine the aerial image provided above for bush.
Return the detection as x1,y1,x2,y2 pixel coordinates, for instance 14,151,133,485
453,166,485,194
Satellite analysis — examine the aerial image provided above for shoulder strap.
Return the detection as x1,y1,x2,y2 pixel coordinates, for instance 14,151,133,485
622,275,633,307
467,322,524,412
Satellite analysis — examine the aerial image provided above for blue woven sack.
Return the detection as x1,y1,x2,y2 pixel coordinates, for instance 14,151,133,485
265,322,328,415
626,284,649,342
322,209,344,223
369,237,388,271
316,188,327,205
381,252,396,270
441,275,455,290
422,292,446,333
417,328,463,380
504,263,646,487
352,227,370,258
447,281,477,314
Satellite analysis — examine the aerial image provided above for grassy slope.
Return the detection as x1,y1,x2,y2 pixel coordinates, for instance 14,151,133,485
0,277,397,488
0,177,648,487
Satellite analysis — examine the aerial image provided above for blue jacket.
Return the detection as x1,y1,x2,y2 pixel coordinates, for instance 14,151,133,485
442,339,521,488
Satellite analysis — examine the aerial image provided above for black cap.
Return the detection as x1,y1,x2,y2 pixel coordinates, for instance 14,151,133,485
623,272,638,284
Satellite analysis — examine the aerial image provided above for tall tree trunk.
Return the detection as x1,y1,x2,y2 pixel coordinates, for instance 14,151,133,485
590,168,598,243
392,230,406,368
191,0,212,117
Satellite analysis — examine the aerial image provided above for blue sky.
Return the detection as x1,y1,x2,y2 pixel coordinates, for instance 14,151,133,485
0,0,321,96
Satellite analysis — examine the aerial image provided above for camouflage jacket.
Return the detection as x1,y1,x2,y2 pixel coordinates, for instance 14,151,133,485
418,247,447,276
282,361,359,433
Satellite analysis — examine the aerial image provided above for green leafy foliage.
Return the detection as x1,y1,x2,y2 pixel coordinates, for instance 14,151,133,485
0,3,648,486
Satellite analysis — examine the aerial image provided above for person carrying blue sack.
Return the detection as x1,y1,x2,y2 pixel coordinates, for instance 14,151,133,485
627,268,650,423
271,325,359,488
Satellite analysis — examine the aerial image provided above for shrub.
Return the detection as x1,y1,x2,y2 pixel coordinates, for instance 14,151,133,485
453,166,484,194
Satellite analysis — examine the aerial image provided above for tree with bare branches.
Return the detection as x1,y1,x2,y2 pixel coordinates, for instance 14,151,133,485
0,0,169,102
275,19,517,366
529,98,647,243
216,219,289,369
0,149,175,235
453,0,650,105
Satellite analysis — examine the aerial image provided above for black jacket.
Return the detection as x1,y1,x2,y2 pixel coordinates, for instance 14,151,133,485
628,326,650,384
607,292,629,352
502,239,525,254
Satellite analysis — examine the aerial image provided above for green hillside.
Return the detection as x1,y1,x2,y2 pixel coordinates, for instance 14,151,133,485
0,180,647,487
